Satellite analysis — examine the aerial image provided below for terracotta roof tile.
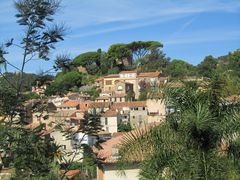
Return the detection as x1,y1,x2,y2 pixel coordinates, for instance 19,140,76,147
102,109,119,117
57,100,80,108
112,101,146,109
138,71,161,77
89,102,110,108
96,123,160,163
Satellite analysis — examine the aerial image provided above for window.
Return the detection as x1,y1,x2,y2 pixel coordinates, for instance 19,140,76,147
143,107,145,110
105,80,112,85
105,118,108,125
132,116,135,119
134,107,138,110
139,115,142,122
117,85,123,91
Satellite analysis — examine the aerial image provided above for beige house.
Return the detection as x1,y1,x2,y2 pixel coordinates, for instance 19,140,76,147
128,102,147,127
146,99,166,123
98,71,168,100
102,71,139,99
103,74,120,92
119,71,139,98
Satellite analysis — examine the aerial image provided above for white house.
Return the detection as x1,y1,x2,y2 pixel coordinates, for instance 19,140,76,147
100,110,120,133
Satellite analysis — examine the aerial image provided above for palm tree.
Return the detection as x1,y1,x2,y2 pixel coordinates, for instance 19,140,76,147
118,77,240,179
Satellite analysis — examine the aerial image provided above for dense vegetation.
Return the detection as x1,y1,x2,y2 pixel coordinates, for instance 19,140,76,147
119,79,240,179
46,44,240,97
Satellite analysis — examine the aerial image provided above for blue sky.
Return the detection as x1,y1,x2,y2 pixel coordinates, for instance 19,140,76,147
0,0,239,73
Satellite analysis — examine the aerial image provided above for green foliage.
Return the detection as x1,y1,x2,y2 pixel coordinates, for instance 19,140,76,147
119,80,240,179
118,122,132,132
23,92,40,100
107,67,120,74
0,124,60,178
127,41,162,61
45,71,82,95
0,85,20,118
126,91,134,101
85,87,100,100
107,44,132,67
167,59,196,78
54,54,73,73
197,55,217,78
139,48,170,73
73,51,101,67
0,72,38,92
138,90,148,101
86,64,100,75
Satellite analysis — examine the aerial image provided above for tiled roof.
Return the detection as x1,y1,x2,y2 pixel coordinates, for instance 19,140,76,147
57,100,80,108
104,74,119,78
89,102,110,108
96,134,124,163
54,110,78,118
102,109,118,117
96,123,160,163
112,101,146,109
138,71,161,77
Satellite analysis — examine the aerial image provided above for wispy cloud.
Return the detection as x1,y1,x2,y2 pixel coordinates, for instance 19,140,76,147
59,0,240,28
164,29,240,45
168,16,198,40
57,0,240,38
68,15,188,39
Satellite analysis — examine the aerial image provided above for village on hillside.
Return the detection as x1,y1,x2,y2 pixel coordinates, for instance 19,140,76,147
0,0,240,179
28,70,169,179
